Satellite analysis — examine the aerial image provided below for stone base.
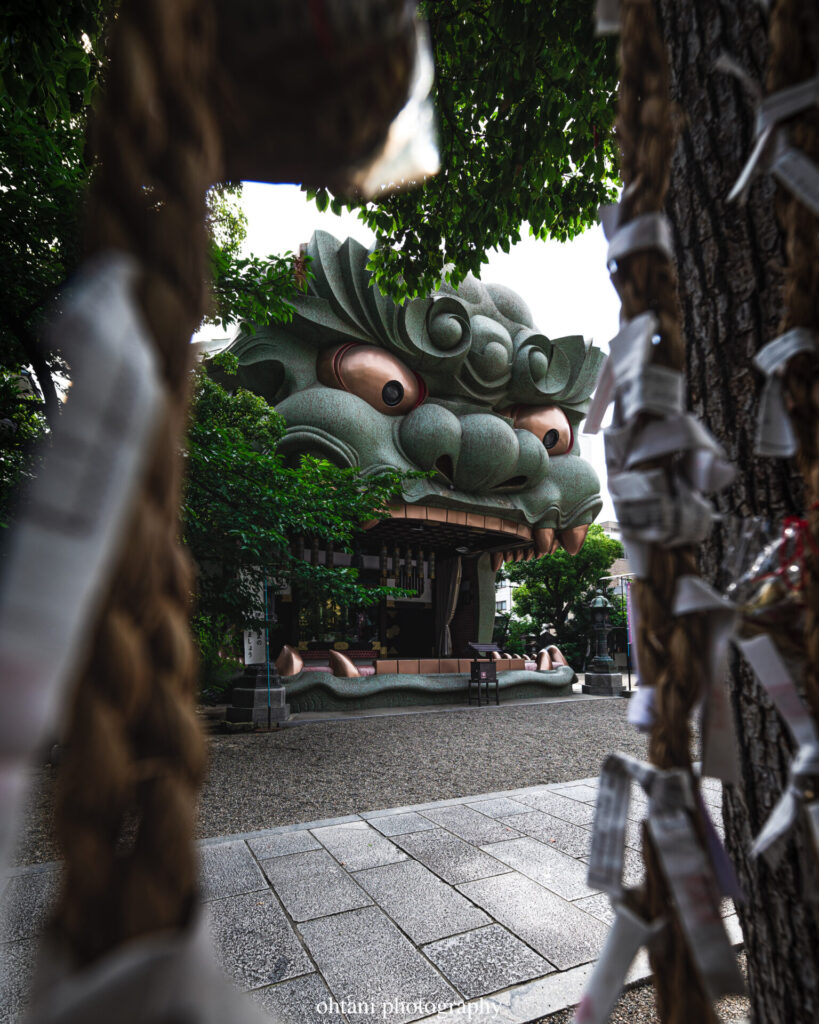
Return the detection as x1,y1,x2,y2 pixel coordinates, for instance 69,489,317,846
226,665,290,726
582,671,624,696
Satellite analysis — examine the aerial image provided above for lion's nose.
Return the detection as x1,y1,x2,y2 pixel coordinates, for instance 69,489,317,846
399,406,549,493
453,414,543,491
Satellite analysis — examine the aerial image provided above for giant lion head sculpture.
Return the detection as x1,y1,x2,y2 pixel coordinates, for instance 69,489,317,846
219,230,604,557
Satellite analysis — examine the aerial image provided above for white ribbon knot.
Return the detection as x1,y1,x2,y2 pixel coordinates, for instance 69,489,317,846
737,634,819,867
753,327,819,458
576,754,744,1024
673,576,741,784
726,71,819,215
594,0,654,37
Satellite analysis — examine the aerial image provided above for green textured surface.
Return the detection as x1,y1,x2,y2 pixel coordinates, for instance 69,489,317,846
284,669,576,713
218,230,604,533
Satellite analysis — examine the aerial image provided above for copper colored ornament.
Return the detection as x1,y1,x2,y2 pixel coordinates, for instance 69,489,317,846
535,648,552,671
534,527,555,555
329,649,360,677
559,524,588,555
275,644,304,677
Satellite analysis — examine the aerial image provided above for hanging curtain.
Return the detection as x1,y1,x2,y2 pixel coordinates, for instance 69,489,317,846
437,555,462,656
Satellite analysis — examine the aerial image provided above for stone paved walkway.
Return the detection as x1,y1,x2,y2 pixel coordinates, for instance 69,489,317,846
0,776,740,1024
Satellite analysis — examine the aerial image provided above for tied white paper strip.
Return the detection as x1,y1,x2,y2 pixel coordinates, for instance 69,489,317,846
608,469,714,577
579,754,743,1024
584,312,682,435
628,684,655,731
0,254,163,875
625,589,656,733
769,135,819,220
753,327,819,457
623,414,736,494
727,71,819,210
598,204,675,295
26,913,269,1024
673,576,741,785
696,787,744,903
645,795,745,1000
593,0,653,37
605,211,675,269
737,634,819,866
573,903,664,1024
594,0,620,34
603,413,732,579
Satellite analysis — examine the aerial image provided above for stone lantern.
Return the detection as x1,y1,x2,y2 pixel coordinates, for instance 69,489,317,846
582,589,624,696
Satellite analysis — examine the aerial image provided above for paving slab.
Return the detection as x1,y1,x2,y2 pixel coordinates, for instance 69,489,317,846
298,906,460,1024
580,846,644,887
418,805,521,845
457,872,609,970
578,815,642,852
199,841,267,902
571,892,615,926
0,938,39,1024
392,830,511,886
550,784,599,803
0,871,58,943
353,860,490,945
479,838,597,900
311,821,407,871
501,811,594,859
367,812,438,838
420,950,655,1024
514,790,596,825
261,849,371,922
0,774,734,1024
422,924,552,999
249,973,335,1024
206,891,313,991
464,797,533,819
247,831,321,859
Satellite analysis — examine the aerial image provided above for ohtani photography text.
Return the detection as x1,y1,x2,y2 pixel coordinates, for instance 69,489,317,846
315,996,502,1018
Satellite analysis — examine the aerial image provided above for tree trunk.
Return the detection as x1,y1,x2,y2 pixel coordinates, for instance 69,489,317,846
1,305,61,424
655,1,819,1019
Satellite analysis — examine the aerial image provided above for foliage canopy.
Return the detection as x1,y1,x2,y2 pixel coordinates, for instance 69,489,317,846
0,4,304,419
183,355,414,668
501,523,624,664
310,0,619,300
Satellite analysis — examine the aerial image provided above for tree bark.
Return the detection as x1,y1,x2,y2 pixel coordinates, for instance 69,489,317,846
655,1,819,1020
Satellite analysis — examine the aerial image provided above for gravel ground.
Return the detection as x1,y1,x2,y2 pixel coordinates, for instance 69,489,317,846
15,698,648,864
196,699,652,840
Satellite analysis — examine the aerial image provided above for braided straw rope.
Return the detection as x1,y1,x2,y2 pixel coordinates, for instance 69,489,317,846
51,0,219,966
49,0,416,970
768,0,819,724
613,3,715,1021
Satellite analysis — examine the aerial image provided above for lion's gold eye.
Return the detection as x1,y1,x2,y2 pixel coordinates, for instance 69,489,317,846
316,344,425,416
512,405,573,455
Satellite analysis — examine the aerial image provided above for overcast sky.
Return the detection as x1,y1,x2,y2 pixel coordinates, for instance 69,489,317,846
198,182,618,519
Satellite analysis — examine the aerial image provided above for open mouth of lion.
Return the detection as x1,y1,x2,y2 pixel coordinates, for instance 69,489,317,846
363,500,590,566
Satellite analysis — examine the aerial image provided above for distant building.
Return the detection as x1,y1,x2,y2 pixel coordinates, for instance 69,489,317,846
598,519,630,578
495,579,517,615
494,519,630,628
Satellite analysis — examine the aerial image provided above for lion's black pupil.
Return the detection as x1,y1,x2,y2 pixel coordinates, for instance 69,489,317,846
382,380,404,406
543,428,560,450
